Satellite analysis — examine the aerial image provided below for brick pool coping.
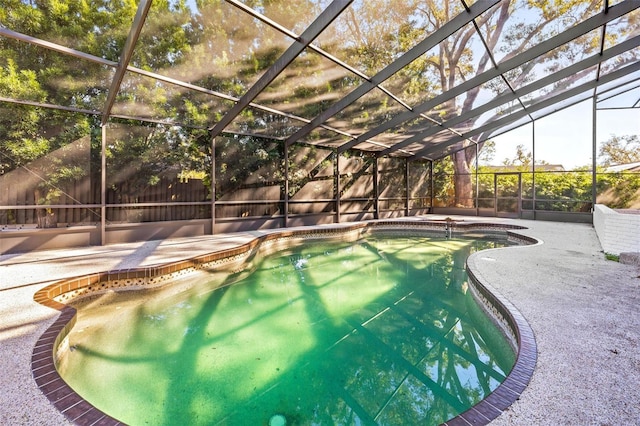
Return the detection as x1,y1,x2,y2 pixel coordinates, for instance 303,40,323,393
32,220,538,426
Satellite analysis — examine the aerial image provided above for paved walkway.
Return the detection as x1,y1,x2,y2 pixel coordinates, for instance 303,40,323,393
1,218,639,425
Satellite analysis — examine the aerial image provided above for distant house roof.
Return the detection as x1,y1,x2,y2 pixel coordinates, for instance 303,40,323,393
605,161,640,173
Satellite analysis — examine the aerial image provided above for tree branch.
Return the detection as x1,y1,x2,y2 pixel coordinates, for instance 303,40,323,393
461,2,511,115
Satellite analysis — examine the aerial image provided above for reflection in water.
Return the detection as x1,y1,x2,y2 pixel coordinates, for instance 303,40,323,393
59,236,515,425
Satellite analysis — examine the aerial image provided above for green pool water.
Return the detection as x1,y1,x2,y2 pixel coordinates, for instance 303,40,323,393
58,235,516,425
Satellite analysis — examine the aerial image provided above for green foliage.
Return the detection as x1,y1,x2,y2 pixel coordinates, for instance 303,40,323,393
0,59,47,102
106,121,210,201
432,156,455,206
597,170,640,209
604,253,619,262
287,145,334,198
467,164,640,212
502,144,534,168
531,170,593,211
0,0,214,222
465,136,640,211
215,134,284,201
0,105,93,184
440,0,632,204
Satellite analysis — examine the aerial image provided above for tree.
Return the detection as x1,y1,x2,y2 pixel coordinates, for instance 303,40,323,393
422,0,613,207
0,54,96,226
502,144,532,168
0,0,135,226
477,140,496,164
598,134,640,167
332,0,635,207
597,134,640,208
3,0,638,223
0,105,95,227
0,0,210,226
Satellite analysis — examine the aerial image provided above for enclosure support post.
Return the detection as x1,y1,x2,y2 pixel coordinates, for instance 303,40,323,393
284,144,289,228
532,121,537,220
405,158,410,217
429,160,434,213
335,151,341,223
211,135,216,234
100,124,106,245
475,143,480,217
591,95,597,212
493,173,498,217
373,156,379,220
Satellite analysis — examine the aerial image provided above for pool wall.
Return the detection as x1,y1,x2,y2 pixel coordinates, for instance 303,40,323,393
32,220,538,426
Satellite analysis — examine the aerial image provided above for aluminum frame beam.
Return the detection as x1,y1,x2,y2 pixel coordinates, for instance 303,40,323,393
597,81,640,104
283,0,499,148
208,0,353,137
1,0,638,159
455,69,640,156
101,0,152,126
226,0,368,81
0,27,118,67
336,0,640,154
379,34,640,157
409,60,640,160
226,0,420,125
1,26,356,140
0,26,241,104
0,96,100,116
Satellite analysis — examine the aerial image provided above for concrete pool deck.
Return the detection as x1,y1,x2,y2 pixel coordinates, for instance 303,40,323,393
1,217,639,425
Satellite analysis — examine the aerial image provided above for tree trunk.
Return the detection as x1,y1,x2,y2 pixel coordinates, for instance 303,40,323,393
452,150,473,208
34,189,58,228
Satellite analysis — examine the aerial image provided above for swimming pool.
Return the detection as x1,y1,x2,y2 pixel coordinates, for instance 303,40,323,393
56,234,515,425
33,221,538,425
